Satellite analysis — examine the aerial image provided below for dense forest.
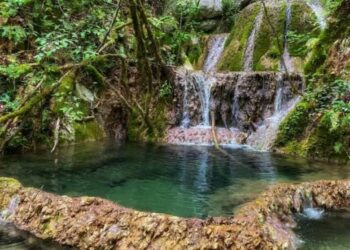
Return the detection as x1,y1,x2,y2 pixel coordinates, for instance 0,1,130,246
0,0,350,249
0,0,349,161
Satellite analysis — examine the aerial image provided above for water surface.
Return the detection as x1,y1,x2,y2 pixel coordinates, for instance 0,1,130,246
1,141,348,218
296,210,350,249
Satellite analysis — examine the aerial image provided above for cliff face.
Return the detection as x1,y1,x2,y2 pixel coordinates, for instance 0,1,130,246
275,0,350,162
1,177,350,249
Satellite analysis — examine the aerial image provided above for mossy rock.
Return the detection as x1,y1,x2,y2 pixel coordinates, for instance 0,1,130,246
217,2,261,71
127,102,168,142
275,100,311,147
73,121,105,142
275,0,350,162
0,177,21,210
51,71,76,113
254,2,285,71
217,0,320,72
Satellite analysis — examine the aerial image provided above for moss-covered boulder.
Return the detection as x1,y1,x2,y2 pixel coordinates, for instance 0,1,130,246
275,0,350,163
217,2,261,71
0,177,21,210
217,0,319,72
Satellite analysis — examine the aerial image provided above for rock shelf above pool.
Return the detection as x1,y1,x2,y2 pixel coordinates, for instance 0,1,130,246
0,178,349,249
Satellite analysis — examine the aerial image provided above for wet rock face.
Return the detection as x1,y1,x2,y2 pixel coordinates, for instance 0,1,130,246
171,68,303,131
1,177,350,250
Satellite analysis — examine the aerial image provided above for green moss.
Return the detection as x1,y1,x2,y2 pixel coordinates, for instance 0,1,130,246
192,36,209,70
255,3,285,71
127,101,168,142
305,0,350,75
73,121,105,142
217,3,261,71
275,101,311,146
84,64,105,87
286,0,320,67
0,177,21,210
52,71,76,113
219,0,322,72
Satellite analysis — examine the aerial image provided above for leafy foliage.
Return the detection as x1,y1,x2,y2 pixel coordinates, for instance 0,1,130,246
0,26,27,44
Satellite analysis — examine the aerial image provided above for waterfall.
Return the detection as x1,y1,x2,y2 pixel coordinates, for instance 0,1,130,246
234,9,264,127
181,72,191,128
307,0,326,29
274,75,284,112
170,14,304,148
301,193,325,220
281,0,293,73
246,74,301,150
243,9,264,72
203,34,228,73
181,33,228,127
193,73,215,127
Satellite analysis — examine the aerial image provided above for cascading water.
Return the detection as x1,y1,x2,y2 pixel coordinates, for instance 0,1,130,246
243,9,264,72
274,75,284,113
307,0,327,29
193,73,215,126
169,3,304,148
232,9,263,127
203,34,228,73
301,193,325,220
246,74,302,150
231,76,243,127
181,72,191,128
181,34,229,128
281,0,293,73
169,33,247,145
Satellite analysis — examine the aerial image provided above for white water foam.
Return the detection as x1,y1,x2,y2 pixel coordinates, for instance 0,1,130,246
302,207,325,220
203,34,228,73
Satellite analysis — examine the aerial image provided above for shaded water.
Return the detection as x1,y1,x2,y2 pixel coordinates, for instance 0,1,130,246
296,210,350,249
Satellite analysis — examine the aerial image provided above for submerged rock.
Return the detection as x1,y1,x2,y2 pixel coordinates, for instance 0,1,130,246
0,177,349,249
